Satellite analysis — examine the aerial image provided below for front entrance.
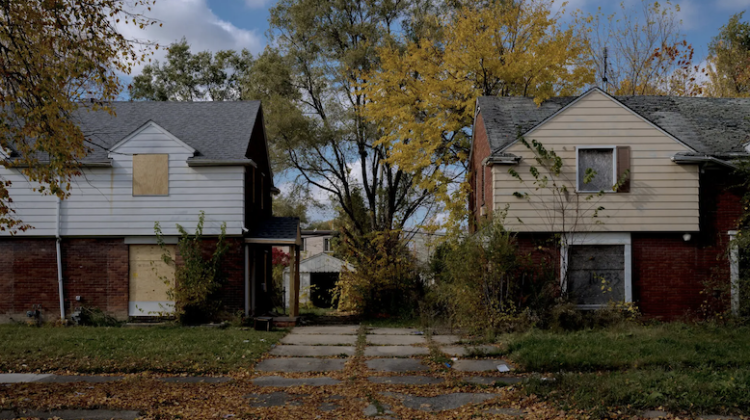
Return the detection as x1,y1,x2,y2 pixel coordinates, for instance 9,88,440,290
128,245,176,316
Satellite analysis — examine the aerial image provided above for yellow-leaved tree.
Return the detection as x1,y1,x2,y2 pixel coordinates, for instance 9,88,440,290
0,0,157,232
361,0,594,227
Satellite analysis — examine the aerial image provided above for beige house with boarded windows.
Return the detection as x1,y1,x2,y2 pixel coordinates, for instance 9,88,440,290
469,87,748,319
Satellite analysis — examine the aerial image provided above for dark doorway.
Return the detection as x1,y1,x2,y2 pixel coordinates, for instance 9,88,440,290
310,272,339,308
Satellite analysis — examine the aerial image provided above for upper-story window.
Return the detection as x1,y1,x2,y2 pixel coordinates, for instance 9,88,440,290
577,147,617,193
132,154,169,196
324,238,332,252
300,238,306,252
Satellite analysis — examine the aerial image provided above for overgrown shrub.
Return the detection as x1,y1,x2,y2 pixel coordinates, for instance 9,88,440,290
333,229,422,316
71,306,121,327
429,218,558,337
155,211,229,325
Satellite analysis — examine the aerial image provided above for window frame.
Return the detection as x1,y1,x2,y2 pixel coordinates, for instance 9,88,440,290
324,238,331,252
575,146,617,193
561,232,632,309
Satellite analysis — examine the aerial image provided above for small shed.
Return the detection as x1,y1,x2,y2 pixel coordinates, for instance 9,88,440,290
283,253,354,309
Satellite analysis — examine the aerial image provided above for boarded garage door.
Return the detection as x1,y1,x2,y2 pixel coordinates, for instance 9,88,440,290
129,245,176,316
568,245,625,306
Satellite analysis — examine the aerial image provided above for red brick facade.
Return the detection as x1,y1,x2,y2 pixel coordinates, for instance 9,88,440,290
469,112,493,231
0,237,249,322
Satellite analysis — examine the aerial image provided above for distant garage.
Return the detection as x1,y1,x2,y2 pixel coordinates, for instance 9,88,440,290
283,253,354,309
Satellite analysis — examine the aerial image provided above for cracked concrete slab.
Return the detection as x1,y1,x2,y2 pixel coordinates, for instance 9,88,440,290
452,360,513,372
463,376,525,385
363,403,395,417
158,376,231,384
280,334,357,345
38,375,124,384
440,345,501,357
255,358,346,372
252,376,342,387
246,392,308,408
293,325,359,335
0,409,140,420
366,358,428,372
382,392,500,412
364,346,429,357
430,335,462,344
484,407,525,416
270,345,355,357
368,376,443,385
0,373,53,383
367,335,426,346
368,327,423,335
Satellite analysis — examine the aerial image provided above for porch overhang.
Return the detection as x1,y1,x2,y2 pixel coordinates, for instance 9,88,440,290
245,217,303,317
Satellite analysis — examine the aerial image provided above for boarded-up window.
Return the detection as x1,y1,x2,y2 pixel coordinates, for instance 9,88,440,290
133,154,169,196
568,245,625,306
577,148,614,192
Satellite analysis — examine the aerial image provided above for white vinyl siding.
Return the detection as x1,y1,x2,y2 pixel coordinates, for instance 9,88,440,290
0,123,245,237
493,89,699,232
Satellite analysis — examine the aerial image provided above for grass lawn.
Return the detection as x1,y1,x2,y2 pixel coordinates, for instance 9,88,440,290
502,323,750,417
0,324,285,375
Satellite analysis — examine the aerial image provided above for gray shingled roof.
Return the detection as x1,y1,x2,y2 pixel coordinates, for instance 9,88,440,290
248,217,300,241
478,91,750,157
44,101,260,162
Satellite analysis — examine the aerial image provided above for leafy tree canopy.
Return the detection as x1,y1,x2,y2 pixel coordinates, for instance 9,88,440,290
0,0,156,232
361,0,594,226
706,12,750,97
129,38,253,101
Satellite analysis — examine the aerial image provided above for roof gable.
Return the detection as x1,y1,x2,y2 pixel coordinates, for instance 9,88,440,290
108,121,196,157
517,88,697,153
477,90,750,156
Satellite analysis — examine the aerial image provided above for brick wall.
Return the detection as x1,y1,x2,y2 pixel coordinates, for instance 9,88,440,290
62,238,129,319
0,238,59,322
633,168,744,319
211,237,245,315
470,112,493,231
1,237,248,322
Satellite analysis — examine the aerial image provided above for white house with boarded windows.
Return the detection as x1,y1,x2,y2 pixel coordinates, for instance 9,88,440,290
1,101,303,323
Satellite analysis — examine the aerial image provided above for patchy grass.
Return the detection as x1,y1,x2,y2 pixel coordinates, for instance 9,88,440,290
0,324,285,374
503,323,750,417
504,322,750,372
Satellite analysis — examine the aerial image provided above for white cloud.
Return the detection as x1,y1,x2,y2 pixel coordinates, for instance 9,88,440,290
116,0,264,74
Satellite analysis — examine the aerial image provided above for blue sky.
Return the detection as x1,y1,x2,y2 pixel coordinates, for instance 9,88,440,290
122,0,750,71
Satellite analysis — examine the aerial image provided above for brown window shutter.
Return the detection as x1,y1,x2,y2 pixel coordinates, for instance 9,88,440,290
616,146,631,193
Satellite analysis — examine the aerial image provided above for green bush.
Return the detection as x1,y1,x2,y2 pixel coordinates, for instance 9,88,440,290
429,218,558,336
155,211,229,325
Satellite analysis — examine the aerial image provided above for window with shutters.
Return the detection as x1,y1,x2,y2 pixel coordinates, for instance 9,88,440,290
576,146,630,193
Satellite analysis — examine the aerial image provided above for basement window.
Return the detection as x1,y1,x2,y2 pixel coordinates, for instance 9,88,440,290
132,154,169,196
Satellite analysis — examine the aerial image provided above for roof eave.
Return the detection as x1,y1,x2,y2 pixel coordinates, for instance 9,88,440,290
3,159,113,168
188,159,257,168
670,154,739,169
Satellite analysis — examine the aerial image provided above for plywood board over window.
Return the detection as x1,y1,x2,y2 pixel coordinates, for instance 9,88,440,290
133,154,169,196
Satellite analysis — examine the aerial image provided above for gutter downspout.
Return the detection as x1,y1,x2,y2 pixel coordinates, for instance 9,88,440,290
244,245,250,317
55,196,65,320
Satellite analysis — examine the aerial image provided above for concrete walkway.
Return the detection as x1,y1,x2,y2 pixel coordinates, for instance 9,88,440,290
251,325,524,418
